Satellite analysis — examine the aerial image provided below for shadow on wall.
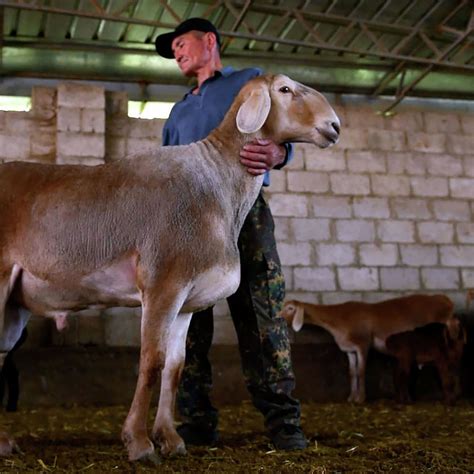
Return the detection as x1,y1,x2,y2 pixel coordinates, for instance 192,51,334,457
7,313,474,408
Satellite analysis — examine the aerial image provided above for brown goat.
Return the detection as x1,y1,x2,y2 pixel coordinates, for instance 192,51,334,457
280,294,455,403
0,74,340,462
386,319,466,404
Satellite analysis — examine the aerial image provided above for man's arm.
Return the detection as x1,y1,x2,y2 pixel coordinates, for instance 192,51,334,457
239,139,292,176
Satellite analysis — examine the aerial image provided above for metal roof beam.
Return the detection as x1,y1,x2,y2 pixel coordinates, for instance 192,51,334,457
4,0,471,44
383,19,474,113
371,0,472,97
0,1,174,28
227,1,473,40
220,0,253,54
157,0,182,23
2,1,472,72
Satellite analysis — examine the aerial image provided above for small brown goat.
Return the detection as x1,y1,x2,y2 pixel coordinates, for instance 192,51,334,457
386,319,466,404
280,294,455,403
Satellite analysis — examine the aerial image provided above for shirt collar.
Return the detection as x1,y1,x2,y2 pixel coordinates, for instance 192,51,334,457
183,66,236,98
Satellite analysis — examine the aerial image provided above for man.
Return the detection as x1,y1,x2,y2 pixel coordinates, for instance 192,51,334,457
155,17,307,450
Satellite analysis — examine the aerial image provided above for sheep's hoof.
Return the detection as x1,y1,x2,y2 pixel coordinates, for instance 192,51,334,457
347,396,364,404
123,434,157,464
153,429,187,457
136,450,161,466
160,440,187,457
0,433,22,456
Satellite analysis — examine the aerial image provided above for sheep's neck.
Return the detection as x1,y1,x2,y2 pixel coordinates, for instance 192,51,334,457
206,126,260,158
202,133,264,239
305,305,344,331
206,90,267,158
202,95,267,233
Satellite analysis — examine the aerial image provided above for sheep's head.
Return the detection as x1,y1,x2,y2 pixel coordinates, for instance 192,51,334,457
280,300,305,332
236,74,340,148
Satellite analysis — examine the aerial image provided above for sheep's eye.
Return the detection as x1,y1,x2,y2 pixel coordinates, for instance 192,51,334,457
279,86,291,93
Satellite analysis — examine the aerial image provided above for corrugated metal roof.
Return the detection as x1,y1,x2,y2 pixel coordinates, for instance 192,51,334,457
1,0,473,111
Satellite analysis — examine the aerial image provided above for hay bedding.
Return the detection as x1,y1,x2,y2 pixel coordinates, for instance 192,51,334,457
1,400,473,473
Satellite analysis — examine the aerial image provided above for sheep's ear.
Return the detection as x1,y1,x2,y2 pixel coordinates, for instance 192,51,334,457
236,88,271,134
292,303,305,332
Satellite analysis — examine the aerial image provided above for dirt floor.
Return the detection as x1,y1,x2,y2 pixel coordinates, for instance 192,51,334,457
0,399,473,473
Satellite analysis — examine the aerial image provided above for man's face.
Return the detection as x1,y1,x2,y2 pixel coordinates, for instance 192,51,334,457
171,31,211,77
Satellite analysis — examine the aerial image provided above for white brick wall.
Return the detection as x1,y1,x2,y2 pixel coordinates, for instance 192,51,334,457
400,244,438,266
359,243,398,266
291,218,331,241
386,151,426,175
336,220,375,242
294,267,336,291
378,220,415,243
331,173,370,195
312,196,352,217
450,178,474,199
338,267,379,291
418,222,454,244
317,243,355,266
422,268,459,290
380,268,419,290
411,177,449,197
433,200,470,221
287,171,329,193
409,131,446,153
392,198,431,219
353,197,390,218
424,112,461,133
269,194,309,217
269,103,474,310
457,223,474,243
372,175,410,196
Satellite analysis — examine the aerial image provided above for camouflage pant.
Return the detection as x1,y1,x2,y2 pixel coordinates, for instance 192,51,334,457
177,193,301,433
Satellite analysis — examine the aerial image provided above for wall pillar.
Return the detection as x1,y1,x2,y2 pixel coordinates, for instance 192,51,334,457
56,83,105,165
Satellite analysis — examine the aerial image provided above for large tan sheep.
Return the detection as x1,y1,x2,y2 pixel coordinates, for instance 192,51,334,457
0,74,340,463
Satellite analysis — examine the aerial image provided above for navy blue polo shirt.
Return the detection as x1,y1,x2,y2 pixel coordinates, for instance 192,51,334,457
162,66,292,186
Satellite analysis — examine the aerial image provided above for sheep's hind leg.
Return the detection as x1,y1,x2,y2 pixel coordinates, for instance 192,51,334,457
0,265,22,457
0,265,21,337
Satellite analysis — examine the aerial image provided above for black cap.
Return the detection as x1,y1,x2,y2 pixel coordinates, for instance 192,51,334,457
154,17,221,59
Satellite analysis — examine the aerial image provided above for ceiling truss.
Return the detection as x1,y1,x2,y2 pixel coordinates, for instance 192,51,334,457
1,0,473,110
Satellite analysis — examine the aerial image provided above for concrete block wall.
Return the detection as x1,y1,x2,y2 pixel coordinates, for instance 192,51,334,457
268,105,474,313
56,83,106,166
1,83,474,348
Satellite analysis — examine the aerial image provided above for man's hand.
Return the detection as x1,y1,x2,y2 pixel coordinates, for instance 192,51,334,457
239,139,286,176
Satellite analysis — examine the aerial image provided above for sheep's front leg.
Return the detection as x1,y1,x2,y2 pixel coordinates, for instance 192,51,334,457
121,322,162,464
436,359,457,405
346,350,367,403
121,288,186,464
0,354,17,456
152,312,192,456
393,358,412,404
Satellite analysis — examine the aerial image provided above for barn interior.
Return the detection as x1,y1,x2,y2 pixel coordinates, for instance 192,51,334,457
0,1,474,471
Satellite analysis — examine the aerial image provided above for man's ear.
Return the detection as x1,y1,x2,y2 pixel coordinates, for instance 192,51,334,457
205,31,218,51
236,87,271,134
